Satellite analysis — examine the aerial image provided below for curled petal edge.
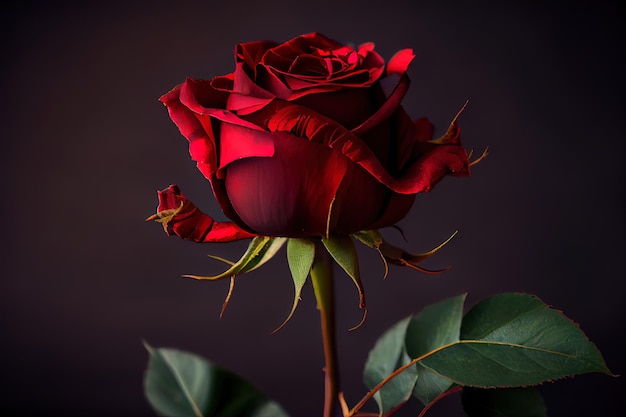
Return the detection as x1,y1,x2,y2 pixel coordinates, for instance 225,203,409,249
267,103,470,195
350,74,410,137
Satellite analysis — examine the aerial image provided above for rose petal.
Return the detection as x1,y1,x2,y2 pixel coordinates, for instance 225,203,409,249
293,88,374,129
350,74,410,136
254,64,293,99
149,185,256,242
160,79,271,231
185,68,276,115
358,42,385,81
386,48,415,76
266,103,469,194
289,54,332,75
357,42,376,55
224,131,348,237
367,193,416,230
330,162,390,233
226,94,274,115
210,73,275,114
159,84,219,175
413,117,435,142
340,127,470,193
258,33,386,100
393,110,434,171
217,122,275,176
263,33,345,72
179,78,265,132
231,61,276,99
282,69,372,91
210,73,235,91
235,40,277,74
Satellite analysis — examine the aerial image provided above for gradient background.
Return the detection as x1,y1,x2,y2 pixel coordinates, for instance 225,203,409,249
2,1,624,416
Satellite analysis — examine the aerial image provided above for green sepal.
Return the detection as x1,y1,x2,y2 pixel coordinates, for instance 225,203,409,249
322,234,366,325
379,231,457,274
353,229,384,249
183,236,286,281
353,229,457,275
273,238,316,333
353,229,389,278
146,201,184,225
428,101,466,145
143,342,289,417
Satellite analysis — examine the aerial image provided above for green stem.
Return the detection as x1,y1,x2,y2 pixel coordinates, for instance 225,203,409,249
311,242,342,417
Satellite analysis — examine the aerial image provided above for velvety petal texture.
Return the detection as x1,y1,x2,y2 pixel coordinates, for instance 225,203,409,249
155,32,471,239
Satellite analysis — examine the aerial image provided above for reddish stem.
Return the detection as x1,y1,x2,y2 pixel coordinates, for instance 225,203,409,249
311,243,342,417
417,386,463,417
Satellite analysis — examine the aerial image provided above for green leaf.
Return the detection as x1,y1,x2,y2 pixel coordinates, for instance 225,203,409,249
419,293,612,387
322,234,365,310
461,387,547,417
405,294,465,405
273,238,316,332
184,236,286,281
250,402,291,417
143,343,289,417
144,343,211,417
363,317,418,416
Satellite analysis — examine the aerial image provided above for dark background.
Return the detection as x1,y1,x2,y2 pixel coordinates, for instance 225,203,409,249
2,1,624,416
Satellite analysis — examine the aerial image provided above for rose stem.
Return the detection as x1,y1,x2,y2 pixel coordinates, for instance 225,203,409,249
311,241,342,417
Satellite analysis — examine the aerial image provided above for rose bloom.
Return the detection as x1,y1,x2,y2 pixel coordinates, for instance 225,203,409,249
156,32,470,241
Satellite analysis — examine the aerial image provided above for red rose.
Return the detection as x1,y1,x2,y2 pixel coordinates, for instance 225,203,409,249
156,32,470,241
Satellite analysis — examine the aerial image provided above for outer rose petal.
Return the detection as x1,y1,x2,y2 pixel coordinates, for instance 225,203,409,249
160,78,267,181
259,101,469,232
211,67,276,114
167,77,276,179
160,80,264,232
265,103,470,195
366,114,436,229
350,74,410,137
386,48,415,76
160,84,219,175
217,122,275,176
179,78,264,133
329,161,391,233
224,132,349,237
366,193,416,230
151,185,256,242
